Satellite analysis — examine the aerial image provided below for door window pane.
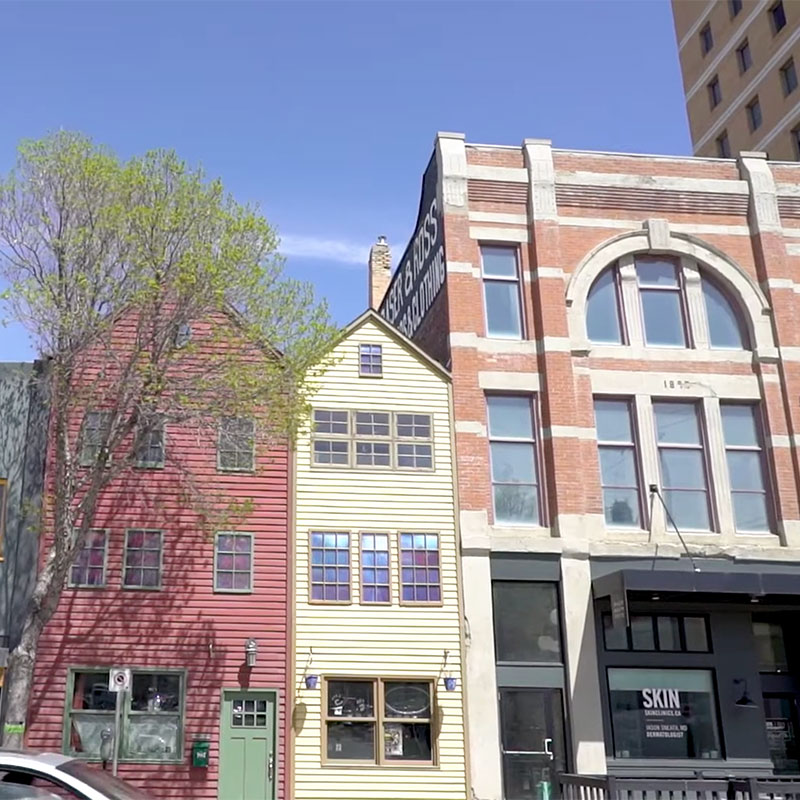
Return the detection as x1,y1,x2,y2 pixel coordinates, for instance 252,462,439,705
500,689,566,800
763,695,800,773
587,268,623,344
493,582,561,663
703,278,746,349
608,668,722,759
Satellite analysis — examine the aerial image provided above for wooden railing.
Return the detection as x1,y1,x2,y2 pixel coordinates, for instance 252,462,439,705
558,775,800,800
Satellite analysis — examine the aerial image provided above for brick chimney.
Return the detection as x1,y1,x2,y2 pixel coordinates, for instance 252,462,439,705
368,235,392,310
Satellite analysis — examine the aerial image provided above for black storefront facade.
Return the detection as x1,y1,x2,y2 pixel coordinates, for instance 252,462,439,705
591,557,800,782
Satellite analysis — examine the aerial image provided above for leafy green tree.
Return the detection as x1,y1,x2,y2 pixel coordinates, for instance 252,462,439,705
0,131,338,746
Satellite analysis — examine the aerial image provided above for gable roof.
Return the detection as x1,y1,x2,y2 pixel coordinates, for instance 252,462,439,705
342,309,451,382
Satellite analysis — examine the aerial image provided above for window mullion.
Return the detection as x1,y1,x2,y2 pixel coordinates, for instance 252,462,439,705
702,396,730,538
377,679,384,766
682,259,707,349
635,396,661,539
617,257,643,347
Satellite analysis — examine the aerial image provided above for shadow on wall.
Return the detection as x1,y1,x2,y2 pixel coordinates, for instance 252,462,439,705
25,457,286,798
0,362,48,652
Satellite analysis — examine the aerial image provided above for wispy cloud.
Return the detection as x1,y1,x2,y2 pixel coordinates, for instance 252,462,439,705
279,233,371,267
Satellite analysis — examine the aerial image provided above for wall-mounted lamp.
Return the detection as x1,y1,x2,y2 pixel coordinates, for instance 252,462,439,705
303,647,319,689
733,679,757,708
442,649,457,691
244,638,258,668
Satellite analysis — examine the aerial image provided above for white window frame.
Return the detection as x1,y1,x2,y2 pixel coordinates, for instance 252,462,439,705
480,244,524,340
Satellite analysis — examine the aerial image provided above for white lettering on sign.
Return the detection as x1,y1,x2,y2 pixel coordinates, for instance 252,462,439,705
381,193,446,340
641,688,680,709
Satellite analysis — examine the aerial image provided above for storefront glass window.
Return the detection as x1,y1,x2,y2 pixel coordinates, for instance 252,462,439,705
492,582,561,663
608,668,722,760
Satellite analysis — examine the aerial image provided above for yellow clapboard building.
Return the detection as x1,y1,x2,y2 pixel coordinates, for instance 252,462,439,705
290,310,468,800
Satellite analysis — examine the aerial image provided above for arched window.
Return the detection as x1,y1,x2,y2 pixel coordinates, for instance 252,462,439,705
585,255,749,350
586,268,623,344
701,275,748,349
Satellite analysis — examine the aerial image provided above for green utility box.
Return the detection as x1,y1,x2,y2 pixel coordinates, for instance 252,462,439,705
191,737,210,768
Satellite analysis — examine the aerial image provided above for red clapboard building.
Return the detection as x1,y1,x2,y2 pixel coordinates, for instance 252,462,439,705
24,312,290,800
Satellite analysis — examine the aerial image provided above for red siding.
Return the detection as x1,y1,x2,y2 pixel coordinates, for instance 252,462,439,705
26,320,290,800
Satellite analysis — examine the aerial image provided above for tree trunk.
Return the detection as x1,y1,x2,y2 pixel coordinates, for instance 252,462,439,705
1,612,46,748
1,549,65,748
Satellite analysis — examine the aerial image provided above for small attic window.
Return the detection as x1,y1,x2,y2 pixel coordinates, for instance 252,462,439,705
359,344,382,377
175,323,192,348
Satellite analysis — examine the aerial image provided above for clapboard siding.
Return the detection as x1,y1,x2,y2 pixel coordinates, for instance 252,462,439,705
26,312,290,800
292,314,468,800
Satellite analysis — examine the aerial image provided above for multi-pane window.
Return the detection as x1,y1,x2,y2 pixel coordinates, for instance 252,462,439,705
214,532,253,592
481,245,523,339
399,533,440,603
136,418,165,468
654,402,713,531
310,532,351,602
770,0,787,34
66,668,184,762
736,39,752,73
700,22,713,55
747,96,763,131
80,411,111,466
721,404,770,532
218,417,255,472
637,257,688,347
396,413,433,469
730,0,742,17
361,533,390,603
602,613,710,652
586,258,748,350
324,678,433,764
716,130,732,158
359,344,383,376
354,411,391,467
707,76,722,109
123,529,163,589
69,530,108,587
781,58,798,95
594,399,643,528
313,409,350,466
487,395,540,525
313,409,432,470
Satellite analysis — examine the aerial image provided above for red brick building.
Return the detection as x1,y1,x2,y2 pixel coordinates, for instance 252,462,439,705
25,314,290,800
372,134,800,799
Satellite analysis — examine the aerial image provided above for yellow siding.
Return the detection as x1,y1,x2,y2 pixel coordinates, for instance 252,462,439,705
292,317,467,800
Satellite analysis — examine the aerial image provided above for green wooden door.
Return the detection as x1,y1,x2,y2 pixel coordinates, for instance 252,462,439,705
219,690,276,800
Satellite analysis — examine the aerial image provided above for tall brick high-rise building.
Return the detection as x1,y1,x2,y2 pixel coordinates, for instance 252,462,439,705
371,132,800,799
672,0,800,159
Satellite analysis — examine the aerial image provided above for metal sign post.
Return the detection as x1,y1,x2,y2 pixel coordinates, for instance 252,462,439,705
108,668,131,778
112,690,122,777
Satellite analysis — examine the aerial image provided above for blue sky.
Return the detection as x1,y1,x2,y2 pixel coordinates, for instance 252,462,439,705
0,0,691,361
